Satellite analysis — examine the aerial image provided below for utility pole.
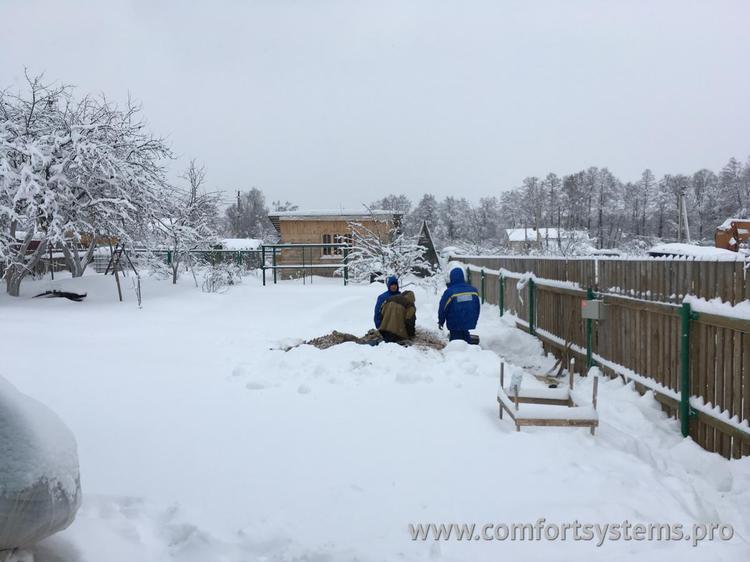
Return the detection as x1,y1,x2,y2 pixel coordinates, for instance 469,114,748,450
236,190,241,237
680,191,691,243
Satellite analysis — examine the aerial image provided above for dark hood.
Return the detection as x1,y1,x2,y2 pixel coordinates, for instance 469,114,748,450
386,275,399,290
449,268,465,285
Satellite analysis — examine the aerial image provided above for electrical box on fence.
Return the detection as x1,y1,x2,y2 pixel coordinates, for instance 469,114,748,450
581,299,607,320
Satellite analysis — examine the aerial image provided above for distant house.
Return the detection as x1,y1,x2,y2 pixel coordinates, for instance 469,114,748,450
267,209,402,277
504,228,588,251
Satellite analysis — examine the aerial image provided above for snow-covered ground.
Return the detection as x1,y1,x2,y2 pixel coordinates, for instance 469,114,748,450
1,272,749,561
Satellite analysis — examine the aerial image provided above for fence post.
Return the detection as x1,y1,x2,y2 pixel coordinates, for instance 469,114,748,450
272,247,277,284
481,269,486,304
466,267,472,286
166,250,172,266
528,278,536,335
261,246,266,286
343,246,349,286
499,273,504,317
586,287,594,371
680,301,693,438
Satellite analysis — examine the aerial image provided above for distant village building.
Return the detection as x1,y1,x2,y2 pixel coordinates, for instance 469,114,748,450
504,227,589,251
267,209,402,277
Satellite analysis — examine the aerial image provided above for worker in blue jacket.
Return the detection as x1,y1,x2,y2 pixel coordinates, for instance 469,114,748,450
438,267,480,343
374,275,400,328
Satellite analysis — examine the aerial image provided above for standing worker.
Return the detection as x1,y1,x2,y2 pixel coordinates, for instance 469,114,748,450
438,267,480,343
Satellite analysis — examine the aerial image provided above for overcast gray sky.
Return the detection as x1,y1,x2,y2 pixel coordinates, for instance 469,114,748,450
2,0,749,209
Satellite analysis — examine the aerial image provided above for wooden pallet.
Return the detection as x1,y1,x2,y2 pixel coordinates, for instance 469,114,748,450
497,362,599,434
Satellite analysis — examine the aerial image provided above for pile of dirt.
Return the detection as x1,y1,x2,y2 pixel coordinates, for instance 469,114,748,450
300,329,446,351
408,329,447,350
304,331,364,350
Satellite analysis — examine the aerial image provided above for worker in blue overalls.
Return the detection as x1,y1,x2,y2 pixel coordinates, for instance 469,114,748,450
438,267,480,343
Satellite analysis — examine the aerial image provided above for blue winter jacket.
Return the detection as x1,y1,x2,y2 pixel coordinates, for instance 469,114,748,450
438,268,480,331
374,275,400,328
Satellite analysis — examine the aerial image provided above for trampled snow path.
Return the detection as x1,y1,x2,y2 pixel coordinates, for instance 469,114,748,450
0,273,748,561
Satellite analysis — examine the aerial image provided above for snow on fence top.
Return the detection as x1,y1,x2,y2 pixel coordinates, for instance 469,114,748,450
718,217,750,230
648,243,746,261
683,295,750,321
505,228,588,242
270,209,399,218
220,238,263,250
450,252,748,263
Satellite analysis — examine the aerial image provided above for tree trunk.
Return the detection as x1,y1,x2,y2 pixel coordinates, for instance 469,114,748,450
60,243,95,277
5,240,48,296
5,266,24,297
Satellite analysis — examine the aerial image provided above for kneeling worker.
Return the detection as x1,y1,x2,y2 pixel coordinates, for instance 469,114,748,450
378,290,417,343
438,267,480,343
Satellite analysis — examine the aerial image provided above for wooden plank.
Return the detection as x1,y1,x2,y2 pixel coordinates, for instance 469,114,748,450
602,294,680,316
698,322,708,449
534,283,587,299
733,262,744,305
706,324,717,453
516,418,598,428
732,329,743,458
694,312,750,333
721,327,733,458
694,406,750,452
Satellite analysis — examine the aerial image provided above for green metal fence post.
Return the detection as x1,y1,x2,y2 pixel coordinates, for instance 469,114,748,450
261,246,266,286
528,278,536,335
680,301,693,438
499,273,504,317
481,269,486,304
466,267,472,286
166,250,172,266
272,247,277,284
343,247,349,286
586,287,594,371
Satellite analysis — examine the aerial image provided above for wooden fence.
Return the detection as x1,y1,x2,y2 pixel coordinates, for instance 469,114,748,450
458,256,750,459
455,255,749,304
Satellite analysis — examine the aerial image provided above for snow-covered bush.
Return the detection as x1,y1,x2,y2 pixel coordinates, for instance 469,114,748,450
200,262,244,293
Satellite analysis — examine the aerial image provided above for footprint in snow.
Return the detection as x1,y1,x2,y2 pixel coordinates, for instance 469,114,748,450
297,384,311,394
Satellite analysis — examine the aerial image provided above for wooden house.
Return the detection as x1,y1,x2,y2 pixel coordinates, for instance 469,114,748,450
267,209,401,277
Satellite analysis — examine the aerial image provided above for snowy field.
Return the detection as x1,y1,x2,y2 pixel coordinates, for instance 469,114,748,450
1,272,749,562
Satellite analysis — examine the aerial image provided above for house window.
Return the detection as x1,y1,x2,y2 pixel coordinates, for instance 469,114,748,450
322,234,332,255
333,234,344,255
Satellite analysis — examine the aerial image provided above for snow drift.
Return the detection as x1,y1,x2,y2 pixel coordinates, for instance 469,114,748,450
0,375,81,549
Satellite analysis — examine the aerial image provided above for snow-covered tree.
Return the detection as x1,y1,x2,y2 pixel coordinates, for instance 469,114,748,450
369,194,412,215
225,188,274,239
344,219,431,283
271,200,298,212
0,73,172,295
406,193,440,237
438,196,471,244
155,159,220,284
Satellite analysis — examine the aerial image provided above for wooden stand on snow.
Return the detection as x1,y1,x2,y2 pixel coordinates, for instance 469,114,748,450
497,361,599,434
105,242,142,307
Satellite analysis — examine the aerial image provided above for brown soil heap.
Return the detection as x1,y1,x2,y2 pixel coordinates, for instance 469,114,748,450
300,329,446,351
